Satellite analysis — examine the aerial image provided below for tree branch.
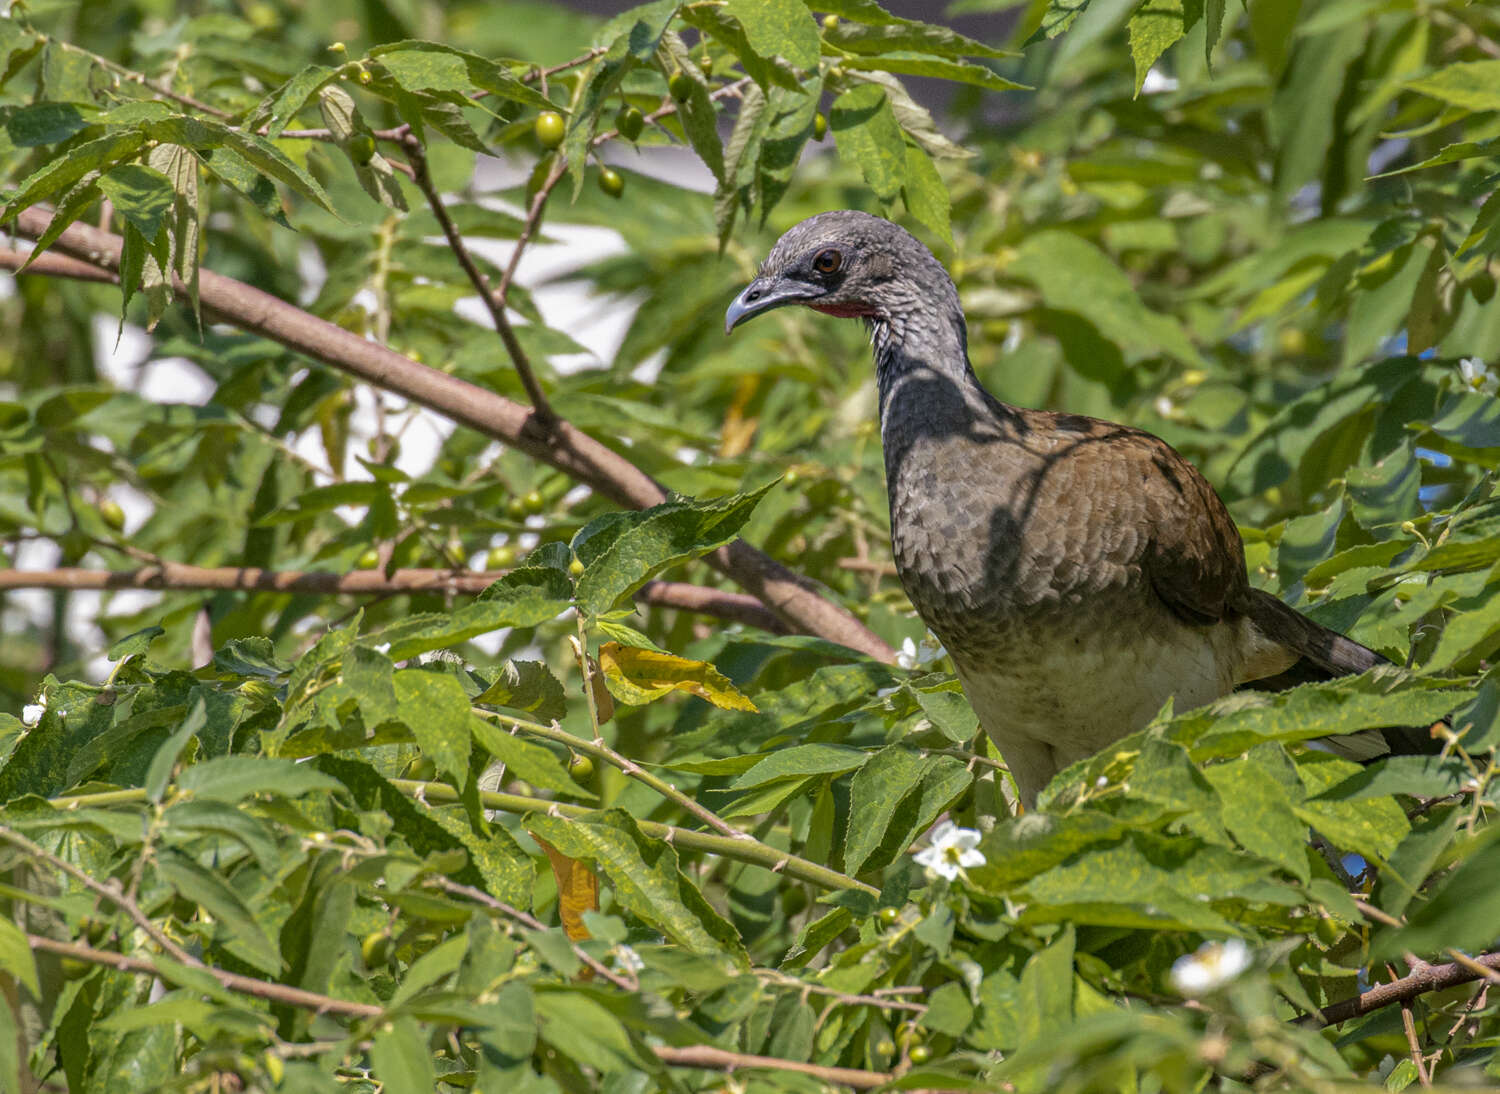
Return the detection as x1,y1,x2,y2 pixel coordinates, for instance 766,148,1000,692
0,565,789,633
0,223,892,663
25,935,896,1088
1300,950,1500,1028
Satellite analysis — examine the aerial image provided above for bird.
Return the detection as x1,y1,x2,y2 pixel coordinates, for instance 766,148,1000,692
725,210,1423,808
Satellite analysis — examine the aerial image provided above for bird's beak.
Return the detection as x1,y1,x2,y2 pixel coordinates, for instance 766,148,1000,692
724,277,819,334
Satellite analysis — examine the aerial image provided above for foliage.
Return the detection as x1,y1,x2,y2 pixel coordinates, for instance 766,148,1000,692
0,0,1498,1091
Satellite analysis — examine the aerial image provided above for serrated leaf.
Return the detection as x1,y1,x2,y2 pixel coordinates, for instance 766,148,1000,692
97,163,174,250
265,63,336,138
1406,60,1500,114
844,746,971,875
3,100,89,147
155,848,282,973
830,82,905,202
730,743,868,788
469,717,592,799
725,0,820,69
368,563,572,661
474,659,567,722
1128,0,1191,96
178,756,342,802
525,809,747,963
901,141,952,249
370,1017,437,1094
573,484,772,617
393,668,472,785
598,642,756,711
2,129,146,220
842,53,1026,94
144,695,207,803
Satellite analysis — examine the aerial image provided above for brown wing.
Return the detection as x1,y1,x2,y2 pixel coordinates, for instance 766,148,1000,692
1016,411,1249,625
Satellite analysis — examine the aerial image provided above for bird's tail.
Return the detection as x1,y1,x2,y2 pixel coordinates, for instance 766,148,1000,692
1242,588,1437,757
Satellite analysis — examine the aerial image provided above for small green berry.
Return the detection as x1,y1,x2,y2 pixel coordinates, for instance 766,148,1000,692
523,489,545,515
486,545,518,570
567,753,595,781
908,1044,931,1065
98,498,125,531
616,105,644,141
348,133,376,165
668,69,694,101
356,548,380,570
822,14,839,32
598,166,624,198
534,110,566,150
361,930,393,967
813,112,827,141
698,53,713,77
568,557,585,577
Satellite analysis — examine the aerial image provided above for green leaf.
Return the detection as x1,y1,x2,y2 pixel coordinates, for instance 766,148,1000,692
146,116,335,215
155,848,282,973
901,141,952,249
144,695,207,803
724,0,820,69
841,53,1026,94
1374,830,1500,961
572,484,772,617
907,680,976,743
369,1016,437,1094
469,717,592,800
369,563,572,661
474,659,567,722
264,63,337,138
525,808,748,963
394,668,472,784
1406,60,1500,114
730,743,869,788
830,82,906,203
1128,0,1191,96
107,624,164,662
844,748,971,875
1203,747,1310,882
162,799,280,871
597,642,757,710
178,756,342,802
0,915,39,998
369,40,551,108
533,989,659,1074
1,129,146,219
3,100,89,147
824,16,1014,60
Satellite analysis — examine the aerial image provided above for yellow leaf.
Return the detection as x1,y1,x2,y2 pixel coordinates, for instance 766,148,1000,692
536,835,598,943
597,642,758,712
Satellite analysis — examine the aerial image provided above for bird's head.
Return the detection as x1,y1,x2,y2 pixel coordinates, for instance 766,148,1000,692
724,210,953,336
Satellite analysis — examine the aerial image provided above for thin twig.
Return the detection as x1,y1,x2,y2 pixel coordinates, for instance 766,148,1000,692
474,706,752,841
0,824,199,968
428,876,634,989
1401,1000,1433,1087
406,139,557,425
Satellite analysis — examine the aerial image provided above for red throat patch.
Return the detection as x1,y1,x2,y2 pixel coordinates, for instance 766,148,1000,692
809,302,875,318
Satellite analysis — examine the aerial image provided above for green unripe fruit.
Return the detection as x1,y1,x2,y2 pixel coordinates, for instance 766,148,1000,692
567,753,595,781
356,548,380,570
875,1039,895,1058
357,67,372,85
361,930,393,967
668,69,694,101
523,489,545,515
1313,916,1342,946
908,1044,931,1065
1470,271,1496,303
697,54,713,77
822,14,839,31
616,105,644,141
534,110,566,150
61,956,93,980
405,755,438,781
598,166,624,198
878,906,899,924
813,112,827,141
98,498,125,531
506,497,528,521
348,133,377,165
486,545,518,570
568,557,585,577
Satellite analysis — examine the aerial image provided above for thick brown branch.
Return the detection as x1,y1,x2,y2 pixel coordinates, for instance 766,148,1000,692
0,223,892,661
1301,950,1500,1028
0,566,788,633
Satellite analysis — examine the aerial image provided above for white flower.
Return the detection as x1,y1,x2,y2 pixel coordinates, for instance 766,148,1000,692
612,944,644,973
1141,68,1179,94
21,694,46,726
913,820,986,881
1458,357,1499,395
1170,938,1252,996
896,634,949,671
1154,395,1177,419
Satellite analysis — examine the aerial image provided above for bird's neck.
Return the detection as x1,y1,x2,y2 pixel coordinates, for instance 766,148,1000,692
869,287,1000,431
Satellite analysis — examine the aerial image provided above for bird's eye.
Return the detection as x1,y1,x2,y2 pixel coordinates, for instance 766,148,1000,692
812,249,842,274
